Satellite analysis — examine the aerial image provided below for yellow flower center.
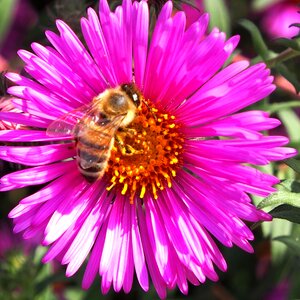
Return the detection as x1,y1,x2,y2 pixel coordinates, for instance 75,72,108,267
106,99,184,203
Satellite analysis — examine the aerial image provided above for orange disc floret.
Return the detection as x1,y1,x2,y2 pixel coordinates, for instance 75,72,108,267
106,99,184,203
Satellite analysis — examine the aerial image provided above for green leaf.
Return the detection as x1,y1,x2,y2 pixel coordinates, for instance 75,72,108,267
273,235,300,254
276,63,300,93
264,101,300,113
270,219,293,261
239,19,270,61
65,289,85,300
203,0,231,35
175,0,199,11
0,0,17,44
258,191,300,209
284,158,300,175
275,37,300,51
251,0,278,11
277,108,300,143
277,179,300,193
270,204,300,224
266,47,300,68
35,273,68,294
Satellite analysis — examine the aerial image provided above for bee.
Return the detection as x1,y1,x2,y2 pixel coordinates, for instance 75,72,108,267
47,83,142,182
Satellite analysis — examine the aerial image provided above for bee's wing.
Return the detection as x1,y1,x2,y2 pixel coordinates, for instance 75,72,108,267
46,105,91,137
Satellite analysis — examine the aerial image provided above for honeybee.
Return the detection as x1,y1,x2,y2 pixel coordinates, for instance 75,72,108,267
47,83,142,182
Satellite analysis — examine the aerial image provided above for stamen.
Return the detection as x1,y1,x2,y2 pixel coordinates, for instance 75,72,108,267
121,183,128,195
106,182,116,191
106,98,184,202
140,185,146,198
152,183,158,199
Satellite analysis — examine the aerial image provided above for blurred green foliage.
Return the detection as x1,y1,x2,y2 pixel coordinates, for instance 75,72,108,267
0,0,17,45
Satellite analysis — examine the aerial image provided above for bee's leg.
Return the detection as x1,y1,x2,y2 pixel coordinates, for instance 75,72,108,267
117,127,137,138
115,133,143,156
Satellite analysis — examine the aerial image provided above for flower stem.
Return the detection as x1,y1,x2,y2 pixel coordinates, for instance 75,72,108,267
267,48,300,68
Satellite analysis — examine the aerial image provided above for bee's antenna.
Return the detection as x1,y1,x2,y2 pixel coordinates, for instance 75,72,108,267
142,99,157,121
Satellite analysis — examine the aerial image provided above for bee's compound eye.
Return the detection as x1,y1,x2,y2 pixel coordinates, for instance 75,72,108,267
132,93,140,107
110,93,127,109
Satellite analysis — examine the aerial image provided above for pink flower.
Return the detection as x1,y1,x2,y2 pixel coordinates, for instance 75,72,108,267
0,0,37,59
181,0,204,27
0,55,9,71
264,279,290,300
0,97,24,130
0,220,35,258
0,0,296,298
261,1,300,39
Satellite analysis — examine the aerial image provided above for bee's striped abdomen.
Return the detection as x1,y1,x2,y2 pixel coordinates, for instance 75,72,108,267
76,130,114,182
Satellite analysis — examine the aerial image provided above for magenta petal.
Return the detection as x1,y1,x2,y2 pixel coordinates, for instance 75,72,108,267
176,63,275,125
20,171,79,205
17,49,94,107
144,197,175,284
43,180,91,245
0,143,75,166
9,202,39,219
132,0,149,88
131,202,149,291
99,0,133,84
64,194,104,276
137,202,167,299
100,195,125,276
1,161,75,187
82,221,109,289
31,177,83,229
261,3,300,39
10,98,57,120
0,112,50,128
81,8,117,86
42,218,84,263
111,200,134,292
0,130,72,142
183,110,281,139
55,20,106,93
31,42,96,103
184,136,296,166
